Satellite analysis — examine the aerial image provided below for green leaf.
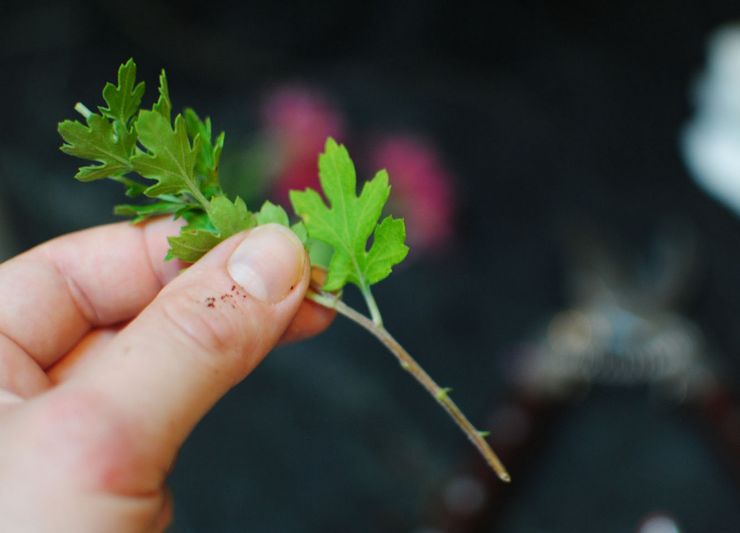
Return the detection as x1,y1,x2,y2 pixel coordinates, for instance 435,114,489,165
306,237,332,269
110,176,148,197
167,229,222,263
253,201,311,246
58,114,132,181
208,195,256,237
58,60,143,182
166,195,256,262
131,111,202,199
184,107,225,189
364,216,408,285
98,58,145,125
291,222,308,243
152,69,171,122
114,201,183,223
180,209,213,229
255,200,290,226
290,138,409,292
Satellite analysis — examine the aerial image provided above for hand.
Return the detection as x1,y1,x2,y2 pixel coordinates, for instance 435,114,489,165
0,219,333,532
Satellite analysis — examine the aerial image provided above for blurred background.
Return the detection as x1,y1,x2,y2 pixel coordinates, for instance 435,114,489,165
3,1,740,531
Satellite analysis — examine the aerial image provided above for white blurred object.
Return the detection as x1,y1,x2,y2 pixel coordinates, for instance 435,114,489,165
683,26,740,213
638,514,681,533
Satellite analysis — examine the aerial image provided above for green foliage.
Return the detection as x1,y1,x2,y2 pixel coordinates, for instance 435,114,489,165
55,61,511,483
57,59,231,261
58,60,408,289
130,111,202,198
58,114,134,181
99,59,145,126
290,138,409,292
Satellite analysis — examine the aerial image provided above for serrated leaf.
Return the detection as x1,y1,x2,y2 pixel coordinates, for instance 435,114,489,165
131,111,202,198
58,114,132,181
255,200,290,226
254,201,310,245
307,237,332,269
184,108,225,189
364,216,408,285
212,131,225,172
180,209,213,229
110,176,148,197
208,195,256,237
291,222,308,243
98,58,145,125
166,196,255,262
167,229,222,263
153,69,171,122
114,201,183,223
290,138,408,291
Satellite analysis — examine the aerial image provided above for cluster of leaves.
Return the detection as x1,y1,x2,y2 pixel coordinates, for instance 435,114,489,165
58,60,511,482
58,59,408,294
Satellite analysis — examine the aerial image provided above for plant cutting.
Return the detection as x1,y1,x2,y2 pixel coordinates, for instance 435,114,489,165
57,59,511,483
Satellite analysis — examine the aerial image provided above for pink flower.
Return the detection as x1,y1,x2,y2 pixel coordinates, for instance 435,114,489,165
369,135,457,253
262,86,345,202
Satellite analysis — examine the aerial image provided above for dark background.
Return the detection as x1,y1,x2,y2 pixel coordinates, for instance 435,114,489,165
2,1,740,532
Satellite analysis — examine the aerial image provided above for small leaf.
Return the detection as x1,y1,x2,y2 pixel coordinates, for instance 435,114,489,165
184,108,225,189
98,58,145,125
435,387,453,401
255,201,310,244
208,195,256,238
152,69,171,122
58,115,132,181
131,111,201,198
291,222,309,244
166,196,256,262
364,216,408,285
110,176,148,197
167,228,222,263
255,200,290,226
290,138,409,292
307,238,332,269
114,201,183,223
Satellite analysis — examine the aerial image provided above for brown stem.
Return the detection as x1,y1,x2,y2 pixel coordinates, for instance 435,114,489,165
307,289,511,483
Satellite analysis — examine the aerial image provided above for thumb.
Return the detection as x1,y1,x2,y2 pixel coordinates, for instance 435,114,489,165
61,223,309,475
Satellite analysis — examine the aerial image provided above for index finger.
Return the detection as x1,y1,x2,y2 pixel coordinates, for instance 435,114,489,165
0,218,183,369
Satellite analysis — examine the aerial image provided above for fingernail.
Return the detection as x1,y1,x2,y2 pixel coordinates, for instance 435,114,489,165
227,224,305,303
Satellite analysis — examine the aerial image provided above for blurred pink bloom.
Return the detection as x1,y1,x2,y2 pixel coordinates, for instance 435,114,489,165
260,87,456,254
262,86,344,202
370,135,457,252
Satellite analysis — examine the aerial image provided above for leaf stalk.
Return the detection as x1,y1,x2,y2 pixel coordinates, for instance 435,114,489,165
360,284,383,326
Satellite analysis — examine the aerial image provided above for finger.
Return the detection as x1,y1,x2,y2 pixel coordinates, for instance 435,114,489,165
0,334,51,397
280,266,335,343
47,328,121,385
279,297,335,343
57,224,309,491
0,218,182,369
50,292,334,385
152,487,174,533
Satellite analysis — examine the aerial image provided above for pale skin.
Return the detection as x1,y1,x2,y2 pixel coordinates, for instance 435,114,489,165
0,218,334,532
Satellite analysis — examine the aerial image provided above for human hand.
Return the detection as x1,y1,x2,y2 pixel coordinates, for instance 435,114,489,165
0,219,333,532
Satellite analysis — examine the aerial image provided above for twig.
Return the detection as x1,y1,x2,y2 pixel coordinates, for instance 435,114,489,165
307,288,511,483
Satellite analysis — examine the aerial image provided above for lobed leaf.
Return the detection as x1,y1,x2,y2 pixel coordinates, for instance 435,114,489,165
98,58,145,125
152,69,171,122
131,111,202,198
58,114,132,181
290,138,408,292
